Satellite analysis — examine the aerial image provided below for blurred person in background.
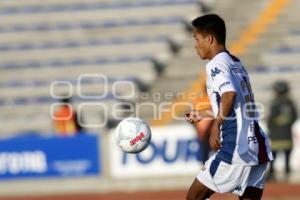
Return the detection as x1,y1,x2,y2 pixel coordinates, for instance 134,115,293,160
188,72,213,164
185,109,213,164
267,80,298,181
53,96,83,136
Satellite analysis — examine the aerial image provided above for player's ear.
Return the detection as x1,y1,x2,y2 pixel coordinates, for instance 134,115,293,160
207,34,214,44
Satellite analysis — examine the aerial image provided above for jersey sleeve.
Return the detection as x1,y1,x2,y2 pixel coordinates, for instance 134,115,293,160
206,61,237,95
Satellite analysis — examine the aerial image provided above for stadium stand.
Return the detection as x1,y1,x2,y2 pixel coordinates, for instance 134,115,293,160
0,0,203,135
239,0,300,117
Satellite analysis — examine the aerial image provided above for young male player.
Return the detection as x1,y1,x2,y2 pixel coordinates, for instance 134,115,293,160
185,14,273,200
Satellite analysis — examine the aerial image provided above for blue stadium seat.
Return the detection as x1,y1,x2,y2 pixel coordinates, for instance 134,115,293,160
0,16,183,33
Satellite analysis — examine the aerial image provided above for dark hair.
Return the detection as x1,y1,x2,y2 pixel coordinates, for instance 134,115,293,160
59,93,71,104
191,14,226,44
61,97,71,104
273,80,289,95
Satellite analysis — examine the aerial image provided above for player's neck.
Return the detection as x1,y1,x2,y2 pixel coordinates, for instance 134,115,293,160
208,45,227,60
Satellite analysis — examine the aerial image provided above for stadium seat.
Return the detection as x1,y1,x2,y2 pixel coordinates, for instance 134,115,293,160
283,35,300,48
262,49,300,66
0,17,186,43
0,40,171,62
0,1,199,25
0,60,158,85
0,77,141,101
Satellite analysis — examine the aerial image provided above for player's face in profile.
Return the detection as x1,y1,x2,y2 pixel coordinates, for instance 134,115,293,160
193,30,210,59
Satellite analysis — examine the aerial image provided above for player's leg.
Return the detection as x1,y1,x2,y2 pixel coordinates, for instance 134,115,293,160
284,149,291,175
239,186,263,200
268,151,277,180
186,178,215,200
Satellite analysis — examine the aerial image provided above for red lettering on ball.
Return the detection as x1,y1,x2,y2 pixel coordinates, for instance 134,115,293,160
130,132,146,146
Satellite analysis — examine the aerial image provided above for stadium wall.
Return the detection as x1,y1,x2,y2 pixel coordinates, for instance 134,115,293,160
0,121,300,197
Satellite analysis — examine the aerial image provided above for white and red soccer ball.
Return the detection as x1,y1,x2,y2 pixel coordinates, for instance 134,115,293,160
115,117,151,153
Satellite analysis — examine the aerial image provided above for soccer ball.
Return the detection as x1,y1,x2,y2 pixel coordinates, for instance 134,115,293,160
115,117,151,154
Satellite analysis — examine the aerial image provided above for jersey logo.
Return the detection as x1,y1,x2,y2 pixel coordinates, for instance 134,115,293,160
219,81,230,91
210,67,224,79
248,136,258,144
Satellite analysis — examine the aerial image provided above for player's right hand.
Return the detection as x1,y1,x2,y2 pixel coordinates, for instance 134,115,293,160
184,110,202,124
184,109,213,124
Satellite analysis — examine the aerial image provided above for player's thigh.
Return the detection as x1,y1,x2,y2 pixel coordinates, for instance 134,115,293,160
239,186,263,200
186,178,215,200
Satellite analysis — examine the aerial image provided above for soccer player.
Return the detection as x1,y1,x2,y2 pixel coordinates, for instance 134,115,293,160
185,14,273,200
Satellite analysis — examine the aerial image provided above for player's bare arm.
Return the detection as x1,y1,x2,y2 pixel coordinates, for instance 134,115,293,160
209,91,236,150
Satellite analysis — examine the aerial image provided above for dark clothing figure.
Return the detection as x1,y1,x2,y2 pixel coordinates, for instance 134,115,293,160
267,81,297,180
199,134,210,163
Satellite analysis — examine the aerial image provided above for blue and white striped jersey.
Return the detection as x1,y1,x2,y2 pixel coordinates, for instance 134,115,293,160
206,52,273,165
